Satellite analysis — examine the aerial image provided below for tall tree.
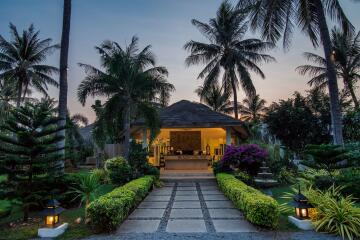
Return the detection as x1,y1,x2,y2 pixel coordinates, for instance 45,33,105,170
237,0,354,145
0,100,64,221
58,0,72,169
77,37,174,158
184,1,275,119
0,24,59,107
239,94,267,122
297,28,360,110
195,84,233,114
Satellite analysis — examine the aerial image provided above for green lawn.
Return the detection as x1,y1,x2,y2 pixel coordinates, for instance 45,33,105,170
267,185,299,231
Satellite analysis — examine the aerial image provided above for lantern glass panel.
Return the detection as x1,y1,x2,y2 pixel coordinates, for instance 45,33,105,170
46,215,59,225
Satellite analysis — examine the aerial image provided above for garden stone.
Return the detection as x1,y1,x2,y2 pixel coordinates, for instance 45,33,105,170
208,209,244,219
212,220,257,232
170,209,204,218
205,200,235,208
166,219,207,232
138,201,168,209
129,208,165,219
38,223,68,238
203,194,228,200
173,201,201,208
174,195,199,201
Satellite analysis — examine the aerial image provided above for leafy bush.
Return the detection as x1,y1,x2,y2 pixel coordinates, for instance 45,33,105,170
276,167,296,184
234,171,252,185
128,141,148,177
306,186,360,240
104,157,133,185
219,144,268,175
216,173,279,228
86,175,155,232
91,168,109,183
142,163,160,179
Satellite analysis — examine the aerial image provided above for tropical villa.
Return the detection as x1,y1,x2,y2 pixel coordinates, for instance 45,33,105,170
133,100,248,170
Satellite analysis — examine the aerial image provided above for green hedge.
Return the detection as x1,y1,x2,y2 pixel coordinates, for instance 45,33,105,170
216,173,280,228
86,175,155,232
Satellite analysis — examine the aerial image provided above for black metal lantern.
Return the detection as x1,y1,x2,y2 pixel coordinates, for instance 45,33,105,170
289,187,313,219
40,199,65,227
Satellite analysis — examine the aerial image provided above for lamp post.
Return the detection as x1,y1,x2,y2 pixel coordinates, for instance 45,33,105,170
289,186,313,219
287,186,314,230
40,199,65,227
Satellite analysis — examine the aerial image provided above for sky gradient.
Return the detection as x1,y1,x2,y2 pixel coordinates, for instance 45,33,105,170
1,0,360,122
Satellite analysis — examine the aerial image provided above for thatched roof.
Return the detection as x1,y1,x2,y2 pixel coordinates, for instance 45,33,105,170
133,100,245,128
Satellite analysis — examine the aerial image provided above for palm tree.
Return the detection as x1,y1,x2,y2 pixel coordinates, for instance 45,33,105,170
195,84,233,114
77,37,175,158
184,1,275,119
239,94,267,122
0,23,59,107
297,28,360,110
237,0,354,145
58,0,72,169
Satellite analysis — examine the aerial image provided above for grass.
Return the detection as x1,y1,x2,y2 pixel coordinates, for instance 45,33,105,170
267,185,299,231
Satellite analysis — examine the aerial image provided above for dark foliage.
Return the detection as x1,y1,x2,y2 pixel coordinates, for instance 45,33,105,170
0,100,65,221
343,110,360,142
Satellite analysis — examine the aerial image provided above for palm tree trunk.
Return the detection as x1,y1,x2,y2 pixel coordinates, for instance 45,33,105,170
231,80,239,119
346,78,360,110
123,104,131,159
16,82,22,108
315,0,344,145
57,0,71,171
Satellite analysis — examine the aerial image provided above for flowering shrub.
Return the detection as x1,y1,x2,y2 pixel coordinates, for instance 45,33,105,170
219,144,268,175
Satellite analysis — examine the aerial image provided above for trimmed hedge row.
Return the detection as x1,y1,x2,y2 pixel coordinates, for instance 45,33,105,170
87,175,155,232
216,173,280,228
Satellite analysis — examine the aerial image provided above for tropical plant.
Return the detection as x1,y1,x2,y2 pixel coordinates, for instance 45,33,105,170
184,1,275,119
297,28,360,110
239,94,267,122
219,144,268,175
238,0,354,145
68,174,100,216
343,110,360,141
0,23,59,107
280,185,360,239
0,99,64,221
302,144,354,177
265,92,331,152
0,78,16,121
58,0,72,170
195,83,232,114
77,37,175,157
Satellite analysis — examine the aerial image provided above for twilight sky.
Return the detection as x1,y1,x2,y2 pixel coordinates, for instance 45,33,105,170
1,0,360,122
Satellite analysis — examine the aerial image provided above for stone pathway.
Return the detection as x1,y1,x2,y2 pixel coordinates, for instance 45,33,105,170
86,180,340,240
117,180,256,234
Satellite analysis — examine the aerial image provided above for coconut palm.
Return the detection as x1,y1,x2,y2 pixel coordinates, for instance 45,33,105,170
195,84,233,114
77,37,175,158
58,0,72,169
239,94,267,122
297,28,360,110
237,0,354,145
184,1,275,119
0,23,59,107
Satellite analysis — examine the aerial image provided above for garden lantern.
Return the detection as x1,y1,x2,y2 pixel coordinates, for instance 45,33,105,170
40,199,65,227
289,187,313,219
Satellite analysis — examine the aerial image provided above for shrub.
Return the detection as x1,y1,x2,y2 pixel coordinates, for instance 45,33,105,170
104,157,133,185
143,163,160,179
234,170,252,185
86,175,155,232
216,173,279,228
219,144,268,175
306,186,360,240
91,168,109,183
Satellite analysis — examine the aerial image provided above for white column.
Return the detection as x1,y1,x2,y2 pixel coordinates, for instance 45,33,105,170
226,127,232,146
142,128,148,149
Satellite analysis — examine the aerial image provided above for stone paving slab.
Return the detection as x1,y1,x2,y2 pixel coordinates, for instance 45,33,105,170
166,219,207,233
208,209,243,219
205,200,235,209
200,186,220,190
175,190,198,196
174,195,199,201
201,190,223,195
138,201,168,209
178,182,196,186
170,209,204,218
144,195,171,202
117,220,160,233
129,208,166,219
212,220,257,232
203,194,228,201
173,201,201,208
177,186,197,191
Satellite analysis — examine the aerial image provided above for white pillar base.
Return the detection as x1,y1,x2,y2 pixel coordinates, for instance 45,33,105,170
288,216,314,230
38,223,68,238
